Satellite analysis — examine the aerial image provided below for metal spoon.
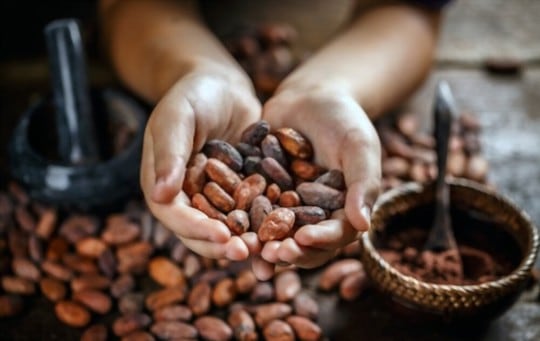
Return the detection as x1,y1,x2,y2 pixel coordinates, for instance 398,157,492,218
423,82,463,276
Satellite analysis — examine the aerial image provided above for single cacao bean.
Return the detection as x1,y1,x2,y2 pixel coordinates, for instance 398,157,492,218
263,319,295,341
274,270,301,302
153,304,192,321
260,157,293,190
183,153,208,197
188,281,212,316
205,158,241,194
233,173,267,211
262,134,289,168
113,313,152,336
297,182,345,211
255,303,293,327
249,195,273,233
203,139,244,172
226,210,250,235
81,324,108,341
40,277,66,302
146,287,187,311
73,289,112,314
258,207,295,242
286,315,322,341
203,182,236,213
275,127,313,159
318,259,363,291
149,256,186,287
241,120,270,146
151,321,198,340
194,316,233,341
192,193,227,222
55,300,91,328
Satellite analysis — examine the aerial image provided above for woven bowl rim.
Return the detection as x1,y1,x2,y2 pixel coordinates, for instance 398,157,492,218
361,178,539,295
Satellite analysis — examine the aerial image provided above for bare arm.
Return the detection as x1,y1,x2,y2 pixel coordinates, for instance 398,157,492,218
277,4,441,118
100,0,253,102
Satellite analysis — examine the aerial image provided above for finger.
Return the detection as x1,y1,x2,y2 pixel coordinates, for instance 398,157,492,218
225,236,249,261
277,238,336,269
251,256,275,281
341,127,381,232
240,232,262,254
140,127,156,202
261,241,281,263
150,202,230,243
150,94,196,203
294,210,359,250
178,236,247,260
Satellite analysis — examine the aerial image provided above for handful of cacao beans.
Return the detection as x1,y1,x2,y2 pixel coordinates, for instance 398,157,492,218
185,120,346,248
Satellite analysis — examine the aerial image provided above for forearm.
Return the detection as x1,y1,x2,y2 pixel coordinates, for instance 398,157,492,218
100,0,251,102
278,4,441,118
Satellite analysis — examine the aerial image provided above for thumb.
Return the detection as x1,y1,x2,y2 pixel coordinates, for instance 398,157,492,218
341,129,381,232
150,96,196,204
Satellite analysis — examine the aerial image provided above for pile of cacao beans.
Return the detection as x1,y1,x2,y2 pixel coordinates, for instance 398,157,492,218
223,23,299,101
186,121,345,243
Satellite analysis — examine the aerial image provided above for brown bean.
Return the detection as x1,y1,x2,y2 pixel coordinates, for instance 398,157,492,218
226,210,250,235
315,169,345,190
203,182,236,213
153,304,192,321
243,156,261,176
2,276,35,295
98,248,117,278
74,289,112,314
236,142,262,157
258,207,295,242
249,195,273,233
101,214,141,245
262,134,289,168
76,237,107,258
62,253,98,274
42,260,74,282
288,206,327,226
183,153,208,197
203,139,244,172
293,292,319,320
55,300,91,328
263,319,295,341
46,237,69,262
255,303,293,327
111,274,135,298
396,112,418,137
379,128,414,158
382,157,410,178
28,235,43,263
409,162,429,183
149,257,186,288
274,270,301,302
188,281,212,316
12,257,40,282
235,269,258,294
339,270,368,301
116,242,153,275
0,295,23,317
119,293,145,314
8,229,28,258
266,183,282,204
113,313,152,336
250,282,275,303
241,120,270,146
290,159,324,181
234,174,267,210
296,182,345,210
146,287,187,311
275,127,313,160
81,324,108,341
212,277,237,307
287,315,322,341
183,254,202,278
466,155,488,182
59,215,99,244
35,208,57,239
151,321,198,340
71,274,111,292
40,277,66,302
205,158,242,194
121,331,155,341
15,206,35,232
447,151,467,177
319,259,363,291
260,157,293,190
279,192,301,210
228,309,257,341
194,316,233,341
191,193,227,222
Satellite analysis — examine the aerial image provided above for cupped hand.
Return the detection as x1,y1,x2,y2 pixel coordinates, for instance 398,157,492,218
140,71,262,261
252,87,381,279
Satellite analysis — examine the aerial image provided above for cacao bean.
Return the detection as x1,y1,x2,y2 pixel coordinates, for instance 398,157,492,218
205,158,241,194
296,182,345,210
40,277,66,302
188,281,212,316
73,289,112,314
274,270,301,302
262,134,289,168
55,300,91,328
81,324,108,341
149,256,186,287
263,319,295,341
226,210,250,235
203,182,236,213
258,207,295,242
151,321,198,340
203,139,244,172
183,153,208,197
194,316,233,341
275,127,313,159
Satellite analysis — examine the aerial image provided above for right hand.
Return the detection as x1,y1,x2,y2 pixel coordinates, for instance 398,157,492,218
140,70,261,261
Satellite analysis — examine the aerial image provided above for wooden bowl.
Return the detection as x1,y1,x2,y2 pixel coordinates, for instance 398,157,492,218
360,178,539,324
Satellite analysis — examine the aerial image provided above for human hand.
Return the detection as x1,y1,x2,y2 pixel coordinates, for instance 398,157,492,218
140,70,262,261
252,87,381,279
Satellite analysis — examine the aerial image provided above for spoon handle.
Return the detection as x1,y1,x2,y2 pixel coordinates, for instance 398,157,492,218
45,19,99,164
425,81,458,251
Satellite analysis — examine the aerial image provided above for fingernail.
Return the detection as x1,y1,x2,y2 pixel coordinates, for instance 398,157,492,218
360,205,371,230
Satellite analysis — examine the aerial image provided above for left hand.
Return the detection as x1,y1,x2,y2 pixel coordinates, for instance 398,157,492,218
252,86,381,279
